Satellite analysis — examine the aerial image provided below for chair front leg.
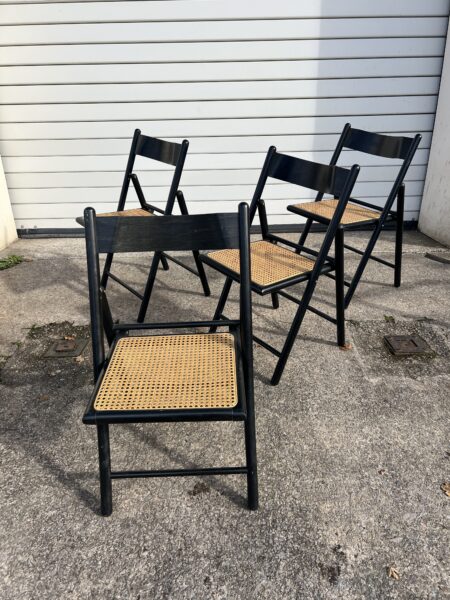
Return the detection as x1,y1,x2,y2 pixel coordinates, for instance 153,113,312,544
271,279,317,385
97,424,112,516
271,293,279,309
394,184,405,288
335,226,346,347
344,222,382,309
244,419,258,510
209,277,233,333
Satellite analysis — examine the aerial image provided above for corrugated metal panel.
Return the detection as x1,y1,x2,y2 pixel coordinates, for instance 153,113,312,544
0,0,448,231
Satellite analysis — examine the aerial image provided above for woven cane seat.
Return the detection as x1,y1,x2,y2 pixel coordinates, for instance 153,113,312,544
97,208,154,218
208,240,315,287
290,199,381,225
94,333,238,411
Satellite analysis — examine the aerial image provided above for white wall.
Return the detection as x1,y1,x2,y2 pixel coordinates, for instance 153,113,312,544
0,0,448,231
0,156,17,249
419,20,450,246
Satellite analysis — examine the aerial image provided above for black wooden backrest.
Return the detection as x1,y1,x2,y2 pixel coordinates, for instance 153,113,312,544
84,206,254,398
249,146,354,221
342,126,420,161
249,145,360,283
135,133,183,166
89,212,243,254
117,129,189,214
326,123,422,215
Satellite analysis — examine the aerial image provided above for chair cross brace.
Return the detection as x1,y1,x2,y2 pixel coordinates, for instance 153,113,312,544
111,466,248,479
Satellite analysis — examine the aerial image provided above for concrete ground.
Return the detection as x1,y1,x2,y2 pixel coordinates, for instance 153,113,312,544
0,230,449,600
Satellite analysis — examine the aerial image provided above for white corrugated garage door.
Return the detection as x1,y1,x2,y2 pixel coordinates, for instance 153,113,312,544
0,0,448,231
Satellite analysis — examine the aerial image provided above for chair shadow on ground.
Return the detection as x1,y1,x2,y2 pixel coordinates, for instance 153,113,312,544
123,423,248,509
1,414,100,514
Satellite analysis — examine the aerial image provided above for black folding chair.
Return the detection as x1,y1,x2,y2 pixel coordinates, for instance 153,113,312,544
288,124,421,308
78,129,210,323
201,147,359,385
82,204,257,516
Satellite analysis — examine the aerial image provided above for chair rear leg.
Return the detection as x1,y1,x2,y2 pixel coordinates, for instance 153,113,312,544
161,254,170,271
295,217,313,254
137,252,163,323
335,227,346,347
209,277,233,333
271,293,279,309
244,419,258,510
97,424,112,516
193,251,211,297
394,185,405,288
101,253,114,288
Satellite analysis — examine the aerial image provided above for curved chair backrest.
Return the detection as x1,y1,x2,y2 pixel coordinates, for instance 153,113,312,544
327,123,422,217
247,146,359,279
248,145,357,222
117,129,189,214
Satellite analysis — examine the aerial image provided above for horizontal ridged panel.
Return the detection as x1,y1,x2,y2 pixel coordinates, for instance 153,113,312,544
3,0,447,229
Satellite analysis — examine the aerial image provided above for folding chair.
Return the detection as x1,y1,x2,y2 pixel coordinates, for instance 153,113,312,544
82,204,257,516
287,124,421,308
78,129,210,323
201,147,360,386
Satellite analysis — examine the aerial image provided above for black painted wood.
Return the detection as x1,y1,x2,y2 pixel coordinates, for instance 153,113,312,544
344,127,417,160
135,133,184,166
267,152,350,196
83,203,258,514
89,210,241,253
290,122,422,309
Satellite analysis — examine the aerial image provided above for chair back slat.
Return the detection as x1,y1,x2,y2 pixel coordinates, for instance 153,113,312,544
267,152,351,196
136,134,183,166
116,129,189,213
344,128,418,161
87,210,241,254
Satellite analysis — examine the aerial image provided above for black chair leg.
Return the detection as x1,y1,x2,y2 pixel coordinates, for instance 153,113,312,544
244,419,258,510
271,283,314,385
101,253,114,288
193,251,211,297
344,223,382,309
394,185,405,288
97,424,112,517
335,227,346,347
209,277,233,333
160,254,170,271
295,217,313,254
271,293,279,309
137,252,163,323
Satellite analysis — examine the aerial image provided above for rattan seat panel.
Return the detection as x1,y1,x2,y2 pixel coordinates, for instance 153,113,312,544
94,333,238,411
291,199,381,224
97,208,154,217
208,240,315,287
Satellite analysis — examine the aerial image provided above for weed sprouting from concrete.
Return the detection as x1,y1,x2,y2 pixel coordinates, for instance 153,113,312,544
0,255,24,271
